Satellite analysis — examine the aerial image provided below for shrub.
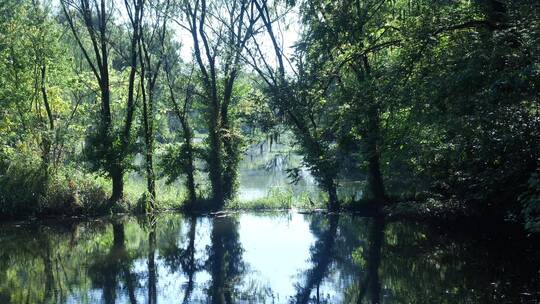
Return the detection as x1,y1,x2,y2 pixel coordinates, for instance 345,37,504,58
0,152,109,218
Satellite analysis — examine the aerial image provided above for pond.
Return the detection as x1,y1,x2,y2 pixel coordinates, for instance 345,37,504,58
0,212,539,303
237,142,363,203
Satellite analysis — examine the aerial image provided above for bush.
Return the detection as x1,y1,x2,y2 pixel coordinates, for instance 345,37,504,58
0,153,47,216
0,152,109,218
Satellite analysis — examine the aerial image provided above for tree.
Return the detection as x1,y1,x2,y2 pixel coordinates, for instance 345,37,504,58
61,0,140,204
138,0,170,208
247,0,343,210
179,0,258,207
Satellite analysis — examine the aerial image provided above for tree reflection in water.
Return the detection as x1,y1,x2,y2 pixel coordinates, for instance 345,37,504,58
88,222,138,304
1,213,539,303
206,216,245,304
294,215,339,304
354,217,384,304
159,215,201,303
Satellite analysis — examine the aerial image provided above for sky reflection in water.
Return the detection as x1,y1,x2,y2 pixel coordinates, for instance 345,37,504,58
0,212,539,303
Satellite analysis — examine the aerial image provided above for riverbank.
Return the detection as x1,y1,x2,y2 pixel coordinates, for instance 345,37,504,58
2,194,533,237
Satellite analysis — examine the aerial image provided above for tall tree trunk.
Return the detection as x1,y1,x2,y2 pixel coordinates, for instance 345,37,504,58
365,104,386,202
141,85,156,206
221,106,237,201
166,67,197,207
208,109,224,206
359,55,386,203
110,165,124,204
182,122,197,206
101,71,123,204
147,89,156,205
140,30,157,208
40,64,54,166
61,0,127,206
327,182,339,212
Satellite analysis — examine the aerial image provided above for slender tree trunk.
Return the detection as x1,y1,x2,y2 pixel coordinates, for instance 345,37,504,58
147,89,156,204
40,64,54,166
140,45,156,208
145,150,156,204
101,78,123,204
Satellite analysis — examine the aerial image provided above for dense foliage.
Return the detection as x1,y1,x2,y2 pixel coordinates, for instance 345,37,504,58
0,0,538,228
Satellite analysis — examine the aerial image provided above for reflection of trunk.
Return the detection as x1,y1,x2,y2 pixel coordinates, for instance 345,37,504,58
209,219,229,304
42,241,56,303
295,215,339,304
103,224,124,304
88,222,137,304
148,220,157,304
182,216,197,304
207,217,243,304
356,217,384,304
108,223,137,304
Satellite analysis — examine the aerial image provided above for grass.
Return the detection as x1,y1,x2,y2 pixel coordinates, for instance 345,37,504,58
0,155,334,218
225,186,327,211
123,175,186,211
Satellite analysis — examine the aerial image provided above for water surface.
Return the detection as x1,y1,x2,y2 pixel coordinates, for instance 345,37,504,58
0,212,538,303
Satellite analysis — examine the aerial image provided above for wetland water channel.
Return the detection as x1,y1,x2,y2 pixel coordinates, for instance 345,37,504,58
0,212,539,303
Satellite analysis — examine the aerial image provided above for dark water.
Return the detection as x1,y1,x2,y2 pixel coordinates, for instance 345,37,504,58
0,212,539,304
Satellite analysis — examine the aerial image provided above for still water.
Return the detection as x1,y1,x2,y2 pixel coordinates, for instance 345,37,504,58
0,212,539,303
237,143,363,202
